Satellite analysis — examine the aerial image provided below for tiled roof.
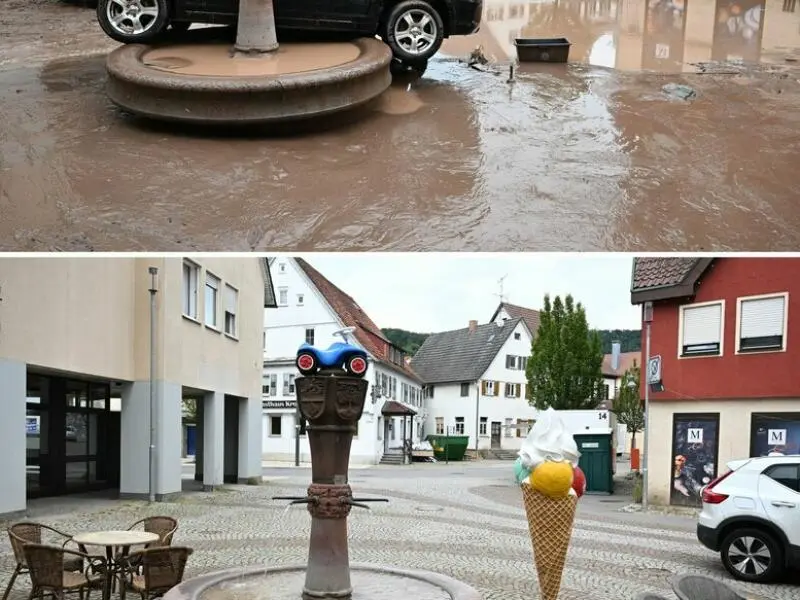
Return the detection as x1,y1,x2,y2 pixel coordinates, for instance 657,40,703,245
491,302,540,336
294,258,420,382
381,400,417,416
631,257,703,291
602,351,641,378
410,318,523,384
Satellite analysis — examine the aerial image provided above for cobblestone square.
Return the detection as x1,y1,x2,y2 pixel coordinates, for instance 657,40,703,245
2,462,797,600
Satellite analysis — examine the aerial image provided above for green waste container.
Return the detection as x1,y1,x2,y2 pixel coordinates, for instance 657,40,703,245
426,435,470,461
574,433,614,494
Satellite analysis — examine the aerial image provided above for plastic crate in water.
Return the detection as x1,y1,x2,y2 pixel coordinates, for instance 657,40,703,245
514,38,571,63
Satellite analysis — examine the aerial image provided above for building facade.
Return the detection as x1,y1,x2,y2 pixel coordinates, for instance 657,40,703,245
0,256,274,517
412,317,538,451
631,257,800,507
262,258,424,465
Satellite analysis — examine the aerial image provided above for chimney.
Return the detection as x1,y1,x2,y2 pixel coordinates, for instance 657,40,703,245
468,320,478,333
611,341,621,371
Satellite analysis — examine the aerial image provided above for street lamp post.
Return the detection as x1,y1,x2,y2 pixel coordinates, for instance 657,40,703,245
147,267,159,504
642,301,653,511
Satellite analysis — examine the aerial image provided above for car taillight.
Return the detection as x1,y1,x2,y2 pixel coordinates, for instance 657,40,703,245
701,470,734,504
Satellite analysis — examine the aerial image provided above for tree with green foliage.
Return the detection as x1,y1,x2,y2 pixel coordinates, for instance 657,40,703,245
382,328,430,356
610,362,644,453
598,329,642,353
525,294,605,410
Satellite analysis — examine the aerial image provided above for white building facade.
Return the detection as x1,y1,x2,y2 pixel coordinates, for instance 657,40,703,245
262,258,424,465
414,318,538,451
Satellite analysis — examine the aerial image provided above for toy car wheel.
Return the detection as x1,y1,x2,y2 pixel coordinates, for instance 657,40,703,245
97,0,170,44
720,527,785,583
296,352,317,375
345,355,368,377
382,1,444,64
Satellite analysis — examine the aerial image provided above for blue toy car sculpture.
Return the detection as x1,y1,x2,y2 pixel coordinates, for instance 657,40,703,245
296,327,368,378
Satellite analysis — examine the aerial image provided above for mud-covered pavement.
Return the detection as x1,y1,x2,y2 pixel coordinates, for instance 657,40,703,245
1,0,800,251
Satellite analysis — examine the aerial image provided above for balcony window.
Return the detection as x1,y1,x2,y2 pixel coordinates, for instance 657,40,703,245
224,284,238,337
679,301,724,357
204,272,219,328
737,294,787,353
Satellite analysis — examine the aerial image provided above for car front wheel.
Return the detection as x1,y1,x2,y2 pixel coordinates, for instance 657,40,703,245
382,1,444,64
97,0,170,44
720,528,785,583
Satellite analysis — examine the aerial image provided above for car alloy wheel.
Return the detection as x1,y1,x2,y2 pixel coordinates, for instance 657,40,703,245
720,528,784,583
297,353,316,374
393,9,437,57
105,0,160,37
347,356,367,376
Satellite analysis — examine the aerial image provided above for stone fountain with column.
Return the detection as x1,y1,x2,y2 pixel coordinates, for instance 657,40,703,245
162,367,482,600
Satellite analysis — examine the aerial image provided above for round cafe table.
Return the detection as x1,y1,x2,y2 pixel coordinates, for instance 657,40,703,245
72,530,160,600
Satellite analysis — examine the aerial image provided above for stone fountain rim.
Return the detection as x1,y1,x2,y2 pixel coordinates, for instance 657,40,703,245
106,37,391,92
162,562,482,600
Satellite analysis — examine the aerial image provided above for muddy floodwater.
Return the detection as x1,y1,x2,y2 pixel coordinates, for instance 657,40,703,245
1,0,800,251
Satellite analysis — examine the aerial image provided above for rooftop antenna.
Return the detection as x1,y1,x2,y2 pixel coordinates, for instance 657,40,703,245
495,274,508,304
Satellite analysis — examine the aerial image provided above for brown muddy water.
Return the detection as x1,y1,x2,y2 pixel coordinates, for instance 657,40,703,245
1,0,800,251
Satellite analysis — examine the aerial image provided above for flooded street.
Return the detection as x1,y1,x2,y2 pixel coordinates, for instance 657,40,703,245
1,0,800,250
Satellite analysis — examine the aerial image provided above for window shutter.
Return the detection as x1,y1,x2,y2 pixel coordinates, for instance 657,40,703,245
516,384,521,398
225,286,237,312
740,297,785,338
682,304,722,345
494,381,500,396
206,273,218,288
481,380,487,395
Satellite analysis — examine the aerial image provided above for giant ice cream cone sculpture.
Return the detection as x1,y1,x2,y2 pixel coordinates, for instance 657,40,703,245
514,408,582,600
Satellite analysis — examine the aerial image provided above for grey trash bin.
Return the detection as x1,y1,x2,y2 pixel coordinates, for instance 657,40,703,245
670,574,746,600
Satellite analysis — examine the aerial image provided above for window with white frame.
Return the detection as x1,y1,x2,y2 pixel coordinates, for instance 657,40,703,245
504,418,513,437
460,382,469,397
738,294,787,352
224,284,238,337
482,380,496,396
297,294,304,306
517,356,528,370
269,416,282,436
454,417,465,435
305,328,315,345
435,417,444,434
182,260,199,319
505,354,517,369
514,332,521,340
680,301,723,356
278,287,288,306
264,374,277,396
504,383,520,397
283,373,296,396
204,272,219,327
479,417,487,436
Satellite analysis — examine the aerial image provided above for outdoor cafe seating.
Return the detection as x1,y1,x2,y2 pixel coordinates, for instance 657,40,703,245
3,516,190,600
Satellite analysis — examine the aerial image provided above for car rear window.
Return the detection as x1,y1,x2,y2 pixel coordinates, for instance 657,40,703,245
764,464,800,492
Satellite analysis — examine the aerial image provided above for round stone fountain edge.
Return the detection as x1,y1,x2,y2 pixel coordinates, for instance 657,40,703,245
163,563,483,600
105,38,393,124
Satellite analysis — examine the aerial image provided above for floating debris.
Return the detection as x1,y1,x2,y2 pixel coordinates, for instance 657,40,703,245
662,83,697,101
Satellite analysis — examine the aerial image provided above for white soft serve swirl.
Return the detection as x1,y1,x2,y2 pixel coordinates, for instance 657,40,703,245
518,407,580,469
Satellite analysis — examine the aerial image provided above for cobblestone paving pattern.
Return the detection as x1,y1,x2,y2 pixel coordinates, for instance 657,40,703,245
1,464,798,600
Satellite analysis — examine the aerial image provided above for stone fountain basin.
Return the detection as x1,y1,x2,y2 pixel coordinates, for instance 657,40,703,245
164,563,482,600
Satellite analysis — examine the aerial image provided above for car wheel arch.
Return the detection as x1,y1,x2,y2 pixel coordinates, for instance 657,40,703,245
379,0,453,35
717,517,791,566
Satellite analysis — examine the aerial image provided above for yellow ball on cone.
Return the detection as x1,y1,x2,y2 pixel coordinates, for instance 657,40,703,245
529,460,574,499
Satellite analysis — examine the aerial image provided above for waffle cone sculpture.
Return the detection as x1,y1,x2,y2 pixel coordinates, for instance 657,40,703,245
521,483,577,600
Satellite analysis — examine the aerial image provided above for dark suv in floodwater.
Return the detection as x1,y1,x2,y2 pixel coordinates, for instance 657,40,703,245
96,0,483,70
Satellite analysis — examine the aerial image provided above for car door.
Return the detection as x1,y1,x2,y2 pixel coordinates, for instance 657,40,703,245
287,0,375,32
758,463,800,547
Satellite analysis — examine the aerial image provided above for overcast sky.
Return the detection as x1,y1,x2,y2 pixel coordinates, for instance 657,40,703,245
297,254,641,333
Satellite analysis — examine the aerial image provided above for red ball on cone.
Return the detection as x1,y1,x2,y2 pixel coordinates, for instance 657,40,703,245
572,466,587,498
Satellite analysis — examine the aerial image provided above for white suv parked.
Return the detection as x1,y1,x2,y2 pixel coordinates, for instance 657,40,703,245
697,455,800,583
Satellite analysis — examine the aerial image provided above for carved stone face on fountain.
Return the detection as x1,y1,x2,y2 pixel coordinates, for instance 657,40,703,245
296,372,368,486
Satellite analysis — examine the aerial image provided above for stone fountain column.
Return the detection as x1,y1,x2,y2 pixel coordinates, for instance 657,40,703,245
295,372,369,600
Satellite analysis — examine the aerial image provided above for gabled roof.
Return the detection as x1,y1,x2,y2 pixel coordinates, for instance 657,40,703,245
410,318,524,384
630,258,716,304
294,258,420,382
490,302,541,335
261,258,277,308
602,351,640,378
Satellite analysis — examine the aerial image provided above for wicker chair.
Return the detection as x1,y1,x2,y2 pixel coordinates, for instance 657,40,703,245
22,543,106,600
3,523,84,600
119,547,193,600
126,517,178,548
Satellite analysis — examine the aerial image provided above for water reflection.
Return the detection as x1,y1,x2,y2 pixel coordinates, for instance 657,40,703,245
447,0,800,72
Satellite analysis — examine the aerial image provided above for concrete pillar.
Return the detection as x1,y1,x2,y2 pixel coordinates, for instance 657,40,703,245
238,396,262,483
0,359,26,516
120,380,183,500
203,391,225,491
194,399,204,482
